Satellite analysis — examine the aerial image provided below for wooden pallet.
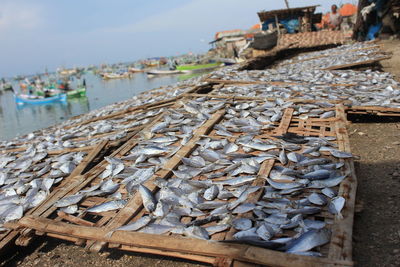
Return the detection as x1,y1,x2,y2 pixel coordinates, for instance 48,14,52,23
0,102,173,253
5,100,357,267
194,81,400,118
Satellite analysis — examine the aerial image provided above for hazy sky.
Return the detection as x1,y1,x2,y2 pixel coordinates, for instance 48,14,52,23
0,0,339,77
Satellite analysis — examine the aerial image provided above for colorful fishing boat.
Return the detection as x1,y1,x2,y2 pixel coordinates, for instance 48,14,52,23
14,93,67,105
66,87,86,98
35,87,86,99
176,62,222,73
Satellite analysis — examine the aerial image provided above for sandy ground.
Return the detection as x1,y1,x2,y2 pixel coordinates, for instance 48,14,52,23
1,40,400,267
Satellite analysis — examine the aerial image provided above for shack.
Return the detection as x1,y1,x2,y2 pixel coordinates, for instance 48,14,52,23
257,5,321,33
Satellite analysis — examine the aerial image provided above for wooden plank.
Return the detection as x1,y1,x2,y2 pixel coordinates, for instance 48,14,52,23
328,105,357,262
275,108,294,135
120,245,216,264
9,216,354,267
88,109,227,252
56,212,95,227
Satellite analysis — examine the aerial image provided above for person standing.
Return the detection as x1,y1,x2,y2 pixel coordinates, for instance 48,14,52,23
329,4,343,30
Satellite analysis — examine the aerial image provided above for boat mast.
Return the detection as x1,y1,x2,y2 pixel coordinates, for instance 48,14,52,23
284,0,289,8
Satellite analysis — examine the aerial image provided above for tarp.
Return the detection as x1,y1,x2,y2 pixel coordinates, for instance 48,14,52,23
340,3,358,17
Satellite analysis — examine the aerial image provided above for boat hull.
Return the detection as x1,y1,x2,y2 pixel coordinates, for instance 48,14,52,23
66,88,86,98
14,94,67,105
176,63,222,73
146,70,182,75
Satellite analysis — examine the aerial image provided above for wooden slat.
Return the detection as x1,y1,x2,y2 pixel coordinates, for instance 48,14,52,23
327,105,357,261
8,216,354,267
275,108,294,135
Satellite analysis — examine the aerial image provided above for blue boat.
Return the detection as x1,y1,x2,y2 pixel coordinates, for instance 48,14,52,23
14,93,67,105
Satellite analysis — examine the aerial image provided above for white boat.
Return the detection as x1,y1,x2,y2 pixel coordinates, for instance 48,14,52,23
146,70,182,75
102,72,131,79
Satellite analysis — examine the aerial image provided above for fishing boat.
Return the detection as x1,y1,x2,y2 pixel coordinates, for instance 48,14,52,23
66,87,86,98
176,62,222,73
146,70,182,75
102,72,131,80
128,67,144,73
35,87,86,99
14,93,67,105
0,82,13,92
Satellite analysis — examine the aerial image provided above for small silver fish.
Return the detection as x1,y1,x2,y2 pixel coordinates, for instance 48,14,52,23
55,194,85,208
87,199,127,213
232,218,252,231
328,196,345,218
139,185,157,212
203,185,219,201
285,229,331,253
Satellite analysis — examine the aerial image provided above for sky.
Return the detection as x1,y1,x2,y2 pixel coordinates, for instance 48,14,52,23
0,0,341,77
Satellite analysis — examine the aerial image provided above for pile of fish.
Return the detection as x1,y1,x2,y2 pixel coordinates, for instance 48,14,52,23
0,145,87,228
210,69,400,108
278,42,381,66
276,47,386,72
53,99,226,217
0,43,373,259
213,78,400,108
51,97,351,257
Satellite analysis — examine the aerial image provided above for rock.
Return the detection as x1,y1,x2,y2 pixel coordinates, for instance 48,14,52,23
392,172,400,177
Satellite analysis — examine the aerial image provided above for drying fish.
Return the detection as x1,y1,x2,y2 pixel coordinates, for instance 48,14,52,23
285,229,331,253
111,216,153,235
139,185,157,212
240,142,277,151
328,196,345,218
87,199,127,213
308,193,328,205
205,224,230,235
302,169,331,180
232,218,252,231
322,187,337,198
55,194,84,208
330,150,353,158
203,185,219,201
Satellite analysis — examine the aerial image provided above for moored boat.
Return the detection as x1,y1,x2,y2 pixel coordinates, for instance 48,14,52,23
102,72,131,79
128,67,144,73
176,62,222,73
66,87,86,98
146,70,182,75
14,93,67,105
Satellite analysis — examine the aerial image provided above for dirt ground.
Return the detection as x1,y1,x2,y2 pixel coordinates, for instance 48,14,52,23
1,40,400,267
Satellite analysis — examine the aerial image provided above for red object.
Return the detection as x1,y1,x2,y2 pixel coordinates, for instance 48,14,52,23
340,3,357,17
